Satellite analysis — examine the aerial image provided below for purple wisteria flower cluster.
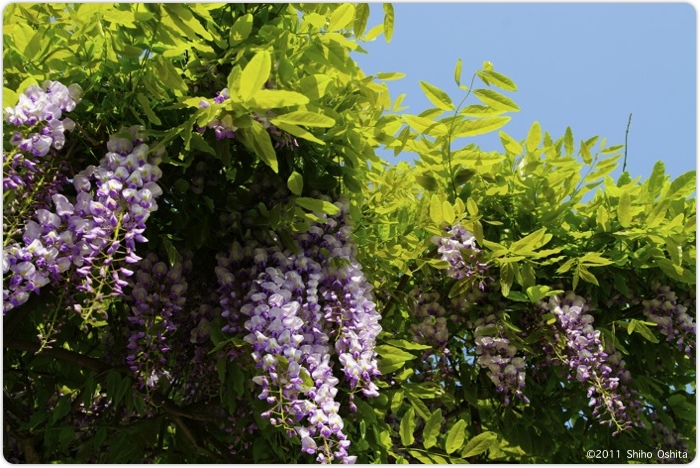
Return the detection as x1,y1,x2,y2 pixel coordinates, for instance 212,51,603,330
642,283,696,357
408,288,449,349
4,80,82,156
432,224,489,289
538,292,641,434
3,126,164,316
215,199,381,463
472,312,528,405
125,253,189,390
649,413,690,464
4,81,81,239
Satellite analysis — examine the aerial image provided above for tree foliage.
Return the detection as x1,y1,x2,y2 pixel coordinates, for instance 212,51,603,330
3,3,695,464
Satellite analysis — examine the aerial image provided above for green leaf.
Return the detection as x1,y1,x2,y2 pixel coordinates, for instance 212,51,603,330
271,110,335,127
385,339,432,351
476,69,517,91
617,191,633,228
375,345,417,361
383,3,394,42
664,170,696,200
451,117,510,138
328,3,354,31
230,13,253,45
445,419,467,454
377,71,406,80
154,56,187,91
473,89,519,112
564,126,574,156
272,121,325,145
248,89,310,108
287,171,303,196
442,201,455,224
499,131,522,155
647,160,666,198
430,194,443,224
416,174,439,191
3,87,18,109
422,409,443,449
500,263,514,297
353,3,369,37
576,265,599,286
408,450,433,464
400,407,416,446
136,93,162,125
633,321,660,343
406,394,431,420
240,50,272,102
526,121,542,153
466,198,479,216
526,285,563,303
454,58,463,87
403,114,448,137
245,121,278,172
419,81,454,111
461,431,497,458
509,227,549,255
295,197,340,216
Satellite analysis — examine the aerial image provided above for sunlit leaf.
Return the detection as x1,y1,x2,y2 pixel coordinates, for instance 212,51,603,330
239,50,272,102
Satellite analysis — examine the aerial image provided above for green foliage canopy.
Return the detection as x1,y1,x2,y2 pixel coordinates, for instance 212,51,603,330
3,3,695,464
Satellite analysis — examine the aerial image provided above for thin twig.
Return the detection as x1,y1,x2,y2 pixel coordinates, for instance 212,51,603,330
623,113,632,172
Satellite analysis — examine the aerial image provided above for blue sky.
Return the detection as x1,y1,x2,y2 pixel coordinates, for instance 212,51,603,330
353,3,696,182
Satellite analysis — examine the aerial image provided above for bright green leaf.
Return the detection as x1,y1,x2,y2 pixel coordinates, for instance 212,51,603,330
230,13,253,45
239,50,272,102
526,121,542,153
295,197,340,216
400,407,416,446
271,110,335,127
445,419,467,454
617,191,633,228
461,431,497,458
422,409,443,449
353,3,369,37
287,171,303,196
248,89,310,108
419,81,454,111
430,194,443,224
473,88,519,112
383,3,394,42
328,3,354,31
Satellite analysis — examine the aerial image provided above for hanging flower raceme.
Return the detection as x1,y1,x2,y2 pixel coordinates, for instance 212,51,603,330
409,288,449,349
4,81,81,244
125,253,188,390
215,198,380,463
642,283,696,357
432,224,490,289
472,312,528,405
4,80,82,155
538,292,642,434
3,126,164,317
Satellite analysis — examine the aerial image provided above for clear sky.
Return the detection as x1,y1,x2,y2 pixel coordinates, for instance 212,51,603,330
353,3,696,182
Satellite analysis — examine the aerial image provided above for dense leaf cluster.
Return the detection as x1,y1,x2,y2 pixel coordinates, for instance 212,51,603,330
3,3,695,464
